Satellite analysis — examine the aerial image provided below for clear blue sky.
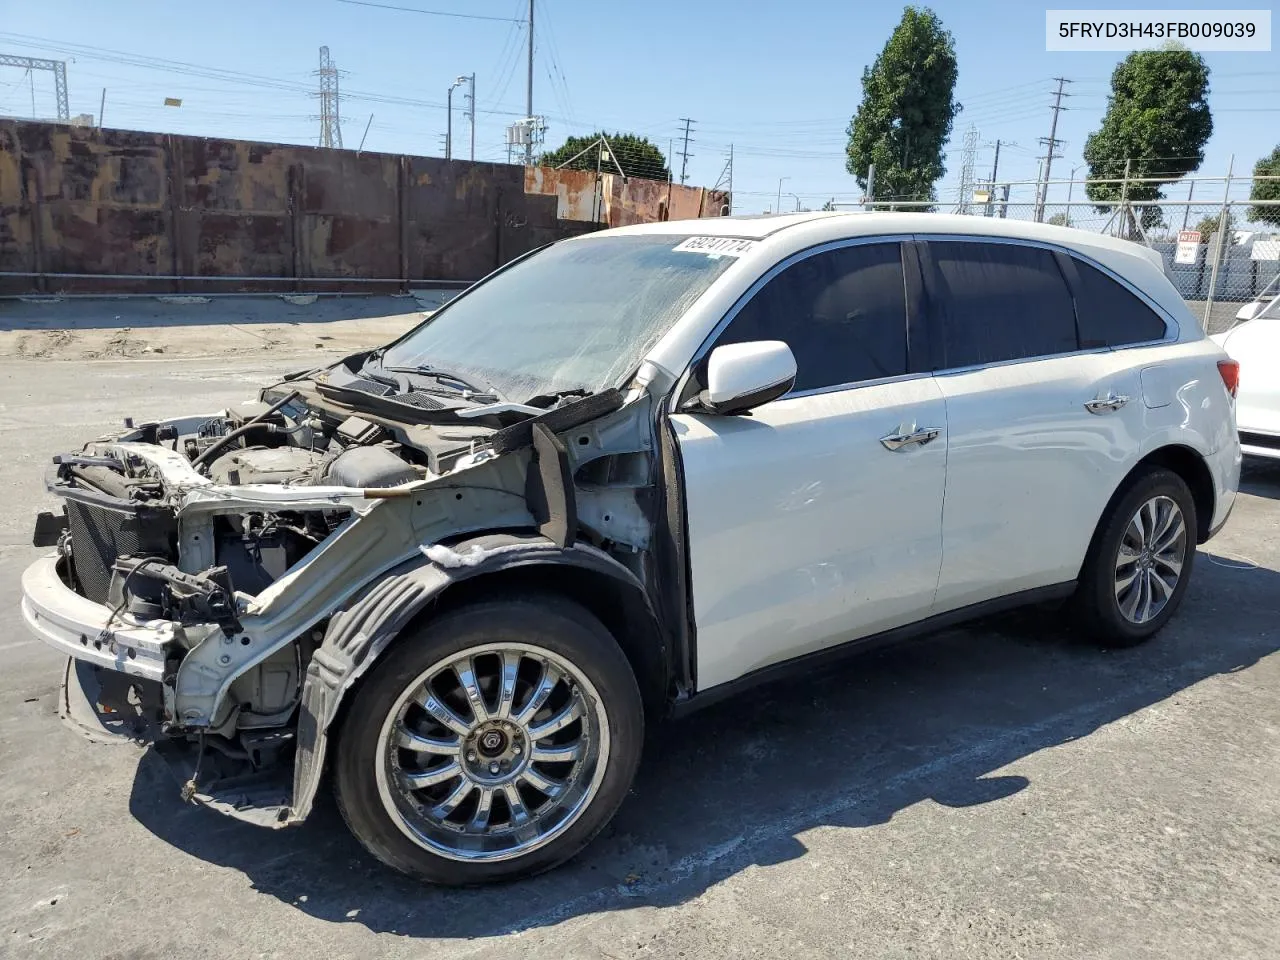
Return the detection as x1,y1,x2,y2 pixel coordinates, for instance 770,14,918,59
0,0,1276,213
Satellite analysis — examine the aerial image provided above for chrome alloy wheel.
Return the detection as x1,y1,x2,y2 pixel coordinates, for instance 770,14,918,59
374,643,610,862
1114,494,1187,625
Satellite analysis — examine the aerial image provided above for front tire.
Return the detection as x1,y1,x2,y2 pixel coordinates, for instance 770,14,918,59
333,594,644,885
1072,467,1197,647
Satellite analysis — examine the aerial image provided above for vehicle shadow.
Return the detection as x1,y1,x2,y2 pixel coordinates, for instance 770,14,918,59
127,549,1280,939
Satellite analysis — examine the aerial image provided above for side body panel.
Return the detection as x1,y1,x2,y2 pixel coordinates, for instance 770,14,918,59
673,377,947,690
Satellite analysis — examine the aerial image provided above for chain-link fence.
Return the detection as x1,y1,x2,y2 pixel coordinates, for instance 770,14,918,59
861,172,1280,335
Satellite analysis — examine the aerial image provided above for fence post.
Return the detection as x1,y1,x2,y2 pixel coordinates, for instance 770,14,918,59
1181,179,1194,232
1204,154,1233,330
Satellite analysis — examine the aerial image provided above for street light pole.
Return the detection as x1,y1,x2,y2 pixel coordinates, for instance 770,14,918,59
776,176,790,214
466,73,476,162
446,76,465,161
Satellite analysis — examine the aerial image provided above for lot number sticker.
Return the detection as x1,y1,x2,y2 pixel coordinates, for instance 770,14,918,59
673,236,757,257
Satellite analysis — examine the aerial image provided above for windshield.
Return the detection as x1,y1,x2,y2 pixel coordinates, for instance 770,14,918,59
380,235,740,403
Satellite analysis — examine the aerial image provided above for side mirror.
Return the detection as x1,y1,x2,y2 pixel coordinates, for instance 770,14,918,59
698,340,797,416
1235,300,1265,323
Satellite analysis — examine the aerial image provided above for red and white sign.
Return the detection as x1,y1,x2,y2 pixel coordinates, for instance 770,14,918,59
1175,230,1202,265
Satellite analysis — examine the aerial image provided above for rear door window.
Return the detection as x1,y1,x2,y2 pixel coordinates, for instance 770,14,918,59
1070,259,1169,347
716,241,909,392
927,241,1079,368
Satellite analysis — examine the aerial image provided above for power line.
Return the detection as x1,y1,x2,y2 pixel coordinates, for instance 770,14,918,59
335,0,523,22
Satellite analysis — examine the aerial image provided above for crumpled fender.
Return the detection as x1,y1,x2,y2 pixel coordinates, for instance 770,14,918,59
285,531,648,824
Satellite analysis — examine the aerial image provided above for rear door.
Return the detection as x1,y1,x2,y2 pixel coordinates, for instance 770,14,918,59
920,238,1156,613
671,239,949,690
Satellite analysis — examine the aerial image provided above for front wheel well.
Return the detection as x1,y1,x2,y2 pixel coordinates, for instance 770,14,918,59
424,563,670,720
1131,445,1215,542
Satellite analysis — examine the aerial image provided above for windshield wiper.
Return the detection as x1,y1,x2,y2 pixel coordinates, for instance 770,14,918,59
382,364,504,401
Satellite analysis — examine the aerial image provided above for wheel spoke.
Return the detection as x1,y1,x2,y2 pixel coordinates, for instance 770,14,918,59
528,696,583,740
493,651,522,720
454,657,491,724
519,766,564,797
514,659,560,726
1153,552,1183,578
401,760,462,791
502,783,530,825
1148,568,1174,604
530,741,583,764
1114,567,1139,597
467,786,495,831
1149,500,1175,547
1130,510,1147,547
430,778,474,818
419,691,472,737
1153,513,1186,555
394,724,461,755
1135,570,1154,623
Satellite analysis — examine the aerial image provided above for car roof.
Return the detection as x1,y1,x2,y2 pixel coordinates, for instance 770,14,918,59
604,211,1161,263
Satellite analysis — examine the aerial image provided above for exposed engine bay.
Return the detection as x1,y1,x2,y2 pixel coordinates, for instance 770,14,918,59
31,352,665,824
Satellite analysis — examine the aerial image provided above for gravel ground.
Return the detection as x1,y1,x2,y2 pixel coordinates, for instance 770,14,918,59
1,349,1279,960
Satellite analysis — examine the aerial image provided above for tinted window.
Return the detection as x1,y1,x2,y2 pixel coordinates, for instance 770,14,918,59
930,241,1078,368
717,242,908,392
1072,259,1168,347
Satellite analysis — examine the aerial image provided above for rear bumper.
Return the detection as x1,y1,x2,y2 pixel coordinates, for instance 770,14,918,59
20,554,179,684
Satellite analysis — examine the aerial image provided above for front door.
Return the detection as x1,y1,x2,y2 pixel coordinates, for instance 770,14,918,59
670,239,948,691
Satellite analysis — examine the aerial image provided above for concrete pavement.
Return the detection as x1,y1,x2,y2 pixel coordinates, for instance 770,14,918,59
1,353,1279,959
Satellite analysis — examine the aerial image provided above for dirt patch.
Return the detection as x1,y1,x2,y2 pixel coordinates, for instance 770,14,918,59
15,329,77,359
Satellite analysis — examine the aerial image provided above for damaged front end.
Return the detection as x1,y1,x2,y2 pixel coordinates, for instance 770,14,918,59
23,362,674,827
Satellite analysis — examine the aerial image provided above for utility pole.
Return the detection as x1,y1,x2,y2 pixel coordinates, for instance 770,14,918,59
985,139,1002,216
446,75,466,160
677,118,695,185
712,144,734,214
525,0,534,165
1034,77,1070,222
98,87,106,128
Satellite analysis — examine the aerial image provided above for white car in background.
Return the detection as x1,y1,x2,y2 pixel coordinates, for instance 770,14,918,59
1213,273,1280,458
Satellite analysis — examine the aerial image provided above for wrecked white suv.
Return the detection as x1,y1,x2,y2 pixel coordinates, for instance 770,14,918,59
22,213,1240,885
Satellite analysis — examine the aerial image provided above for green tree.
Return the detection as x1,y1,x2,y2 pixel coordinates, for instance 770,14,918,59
1194,210,1235,238
1249,145,1280,227
540,132,670,181
845,6,959,205
1047,212,1072,227
1083,45,1213,224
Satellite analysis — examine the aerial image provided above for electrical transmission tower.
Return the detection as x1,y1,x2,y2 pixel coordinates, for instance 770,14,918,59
712,144,734,214
1033,77,1071,222
955,124,979,213
314,46,343,149
0,54,69,120
677,118,696,185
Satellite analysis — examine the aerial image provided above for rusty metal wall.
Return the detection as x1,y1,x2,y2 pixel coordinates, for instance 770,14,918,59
0,119,729,295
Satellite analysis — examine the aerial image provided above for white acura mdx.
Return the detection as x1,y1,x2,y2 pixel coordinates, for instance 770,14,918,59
22,212,1241,885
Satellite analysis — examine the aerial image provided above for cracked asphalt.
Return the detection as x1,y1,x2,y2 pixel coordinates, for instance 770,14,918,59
1,350,1279,960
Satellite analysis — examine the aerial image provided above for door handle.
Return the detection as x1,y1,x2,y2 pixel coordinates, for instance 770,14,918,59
1084,394,1130,414
880,427,941,451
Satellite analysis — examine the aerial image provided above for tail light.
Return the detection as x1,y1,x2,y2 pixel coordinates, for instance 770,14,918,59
1217,359,1240,398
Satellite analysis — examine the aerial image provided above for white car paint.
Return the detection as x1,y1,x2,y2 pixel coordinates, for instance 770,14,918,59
1213,312,1280,458
625,212,1239,691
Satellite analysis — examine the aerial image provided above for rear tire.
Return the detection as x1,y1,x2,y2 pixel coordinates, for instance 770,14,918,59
1071,467,1197,648
333,594,644,885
